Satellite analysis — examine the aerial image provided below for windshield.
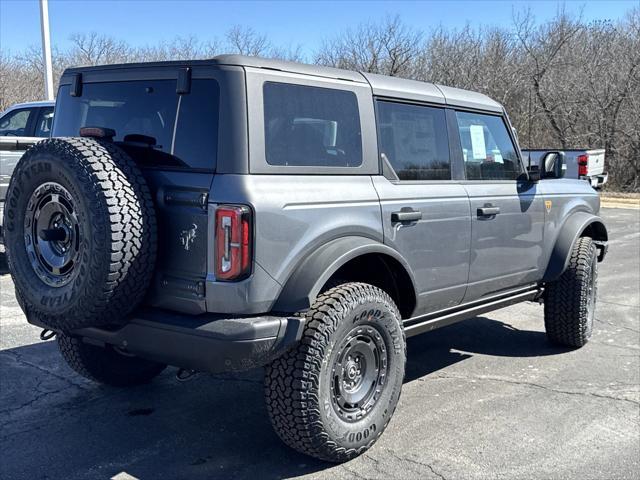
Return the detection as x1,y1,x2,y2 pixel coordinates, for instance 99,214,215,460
53,79,219,170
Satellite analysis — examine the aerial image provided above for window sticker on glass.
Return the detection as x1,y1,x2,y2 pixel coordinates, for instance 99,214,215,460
469,124,486,160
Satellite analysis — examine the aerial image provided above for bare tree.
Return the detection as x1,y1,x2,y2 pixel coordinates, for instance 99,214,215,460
514,8,584,148
226,25,270,56
316,16,422,77
68,32,130,65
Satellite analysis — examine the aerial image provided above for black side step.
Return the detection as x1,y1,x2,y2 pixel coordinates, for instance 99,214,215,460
404,287,542,338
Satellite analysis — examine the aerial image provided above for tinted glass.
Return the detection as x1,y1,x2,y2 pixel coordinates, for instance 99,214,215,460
455,111,522,180
34,107,54,137
54,79,219,170
54,80,176,152
264,82,362,167
172,80,219,170
0,109,32,136
376,101,450,180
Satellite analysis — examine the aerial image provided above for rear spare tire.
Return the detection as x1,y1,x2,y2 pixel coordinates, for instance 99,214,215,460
3,137,156,331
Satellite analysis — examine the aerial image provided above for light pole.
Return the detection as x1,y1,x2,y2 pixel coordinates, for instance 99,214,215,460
39,0,54,100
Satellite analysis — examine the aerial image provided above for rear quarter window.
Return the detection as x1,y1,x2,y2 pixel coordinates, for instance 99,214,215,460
263,82,362,168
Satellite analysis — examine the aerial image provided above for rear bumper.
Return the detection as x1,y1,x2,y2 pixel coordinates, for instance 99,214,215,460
582,173,608,188
67,310,305,374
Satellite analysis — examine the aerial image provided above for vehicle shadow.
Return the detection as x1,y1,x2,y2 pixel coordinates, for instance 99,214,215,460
405,316,572,382
0,316,571,480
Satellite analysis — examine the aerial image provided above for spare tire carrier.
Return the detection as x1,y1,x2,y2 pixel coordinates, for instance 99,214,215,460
24,182,82,287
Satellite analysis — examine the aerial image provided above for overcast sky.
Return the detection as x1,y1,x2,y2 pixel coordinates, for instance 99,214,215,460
1,0,638,56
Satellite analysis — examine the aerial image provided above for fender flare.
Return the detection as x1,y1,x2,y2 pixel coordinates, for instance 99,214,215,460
542,211,608,282
272,236,418,313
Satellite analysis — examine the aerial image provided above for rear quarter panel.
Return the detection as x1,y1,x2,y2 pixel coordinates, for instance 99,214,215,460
206,174,383,313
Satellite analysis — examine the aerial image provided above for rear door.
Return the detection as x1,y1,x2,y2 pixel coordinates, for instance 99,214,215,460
455,111,545,301
373,100,471,315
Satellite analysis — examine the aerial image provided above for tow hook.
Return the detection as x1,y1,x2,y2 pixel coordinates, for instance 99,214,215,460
176,368,199,382
39,329,57,341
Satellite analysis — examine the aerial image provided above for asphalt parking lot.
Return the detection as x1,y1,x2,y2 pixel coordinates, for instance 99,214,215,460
1,207,638,480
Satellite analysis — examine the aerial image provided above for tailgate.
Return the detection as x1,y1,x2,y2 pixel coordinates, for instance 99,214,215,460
588,151,605,176
141,169,213,315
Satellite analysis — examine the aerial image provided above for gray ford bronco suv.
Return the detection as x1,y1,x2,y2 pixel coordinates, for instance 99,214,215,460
3,55,608,462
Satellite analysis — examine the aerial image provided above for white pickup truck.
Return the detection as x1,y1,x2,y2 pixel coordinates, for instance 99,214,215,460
522,148,607,189
0,100,55,243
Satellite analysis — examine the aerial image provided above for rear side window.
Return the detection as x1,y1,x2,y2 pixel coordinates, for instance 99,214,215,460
263,82,362,167
34,107,54,137
455,111,522,180
376,101,450,181
54,79,219,170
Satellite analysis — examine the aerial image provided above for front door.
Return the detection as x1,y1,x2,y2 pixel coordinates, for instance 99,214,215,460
373,101,471,316
454,111,545,301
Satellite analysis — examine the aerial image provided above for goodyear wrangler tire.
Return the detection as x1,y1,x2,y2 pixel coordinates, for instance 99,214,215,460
265,282,406,462
3,138,156,331
544,236,598,348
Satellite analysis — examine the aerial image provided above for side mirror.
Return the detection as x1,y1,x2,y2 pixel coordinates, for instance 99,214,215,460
527,164,541,182
542,151,566,179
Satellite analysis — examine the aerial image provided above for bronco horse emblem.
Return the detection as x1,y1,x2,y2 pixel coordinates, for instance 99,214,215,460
179,224,198,251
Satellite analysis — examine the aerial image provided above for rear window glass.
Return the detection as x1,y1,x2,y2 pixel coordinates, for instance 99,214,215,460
53,79,219,170
263,82,362,167
173,80,219,170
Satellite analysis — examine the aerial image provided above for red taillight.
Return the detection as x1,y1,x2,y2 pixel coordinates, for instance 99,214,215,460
215,205,252,281
578,154,588,176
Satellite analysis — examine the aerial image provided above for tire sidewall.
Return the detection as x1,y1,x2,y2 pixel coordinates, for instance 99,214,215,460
584,241,598,338
317,289,405,451
4,141,109,321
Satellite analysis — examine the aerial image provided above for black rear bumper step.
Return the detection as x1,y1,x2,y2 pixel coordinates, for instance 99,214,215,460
71,311,305,374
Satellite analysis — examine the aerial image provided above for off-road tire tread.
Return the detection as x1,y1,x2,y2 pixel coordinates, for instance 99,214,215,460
544,236,597,347
6,137,157,330
57,333,166,387
264,282,405,462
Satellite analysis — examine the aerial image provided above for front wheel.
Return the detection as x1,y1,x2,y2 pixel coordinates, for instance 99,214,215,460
264,283,406,462
544,236,598,347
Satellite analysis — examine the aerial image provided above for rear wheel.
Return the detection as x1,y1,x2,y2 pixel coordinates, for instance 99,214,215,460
265,282,405,462
544,237,598,347
57,334,166,387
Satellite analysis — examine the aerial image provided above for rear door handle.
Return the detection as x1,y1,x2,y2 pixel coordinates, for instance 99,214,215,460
391,209,422,223
477,206,501,217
